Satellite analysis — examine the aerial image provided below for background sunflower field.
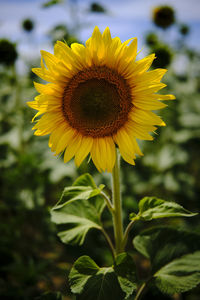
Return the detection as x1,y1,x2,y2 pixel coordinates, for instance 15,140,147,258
0,0,200,299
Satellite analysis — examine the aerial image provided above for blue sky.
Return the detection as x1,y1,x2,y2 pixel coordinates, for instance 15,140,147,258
0,0,200,62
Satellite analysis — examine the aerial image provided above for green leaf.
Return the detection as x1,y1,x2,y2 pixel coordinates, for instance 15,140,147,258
132,196,197,221
133,227,200,294
73,173,97,188
69,256,125,300
114,253,137,299
154,251,200,294
51,174,106,245
133,226,200,272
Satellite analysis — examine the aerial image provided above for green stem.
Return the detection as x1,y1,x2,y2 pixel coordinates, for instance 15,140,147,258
112,149,124,254
100,191,114,214
135,283,146,300
122,217,139,249
100,227,115,259
135,279,151,300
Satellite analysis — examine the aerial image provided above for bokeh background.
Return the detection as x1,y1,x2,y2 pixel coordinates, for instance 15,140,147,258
0,0,200,299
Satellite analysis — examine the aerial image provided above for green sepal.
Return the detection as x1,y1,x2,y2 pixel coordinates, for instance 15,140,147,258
51,173,106,245
130,196,197,221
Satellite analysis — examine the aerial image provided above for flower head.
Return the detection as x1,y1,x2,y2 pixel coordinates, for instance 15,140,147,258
22,19,34,32
153,6,175,29
28,26,175,172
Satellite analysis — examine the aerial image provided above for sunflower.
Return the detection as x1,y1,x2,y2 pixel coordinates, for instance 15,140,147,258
153,6,175,29
28,26,175,172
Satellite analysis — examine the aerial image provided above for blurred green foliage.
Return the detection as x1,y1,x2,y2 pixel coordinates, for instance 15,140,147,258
0,1,200,299
90,2,106,13
0,39,18,66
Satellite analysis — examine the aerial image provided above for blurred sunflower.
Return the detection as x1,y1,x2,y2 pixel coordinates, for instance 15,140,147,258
153,6,175,29
28,26,175,172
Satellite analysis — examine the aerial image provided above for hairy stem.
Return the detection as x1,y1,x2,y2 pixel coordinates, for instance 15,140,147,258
112,149,124,254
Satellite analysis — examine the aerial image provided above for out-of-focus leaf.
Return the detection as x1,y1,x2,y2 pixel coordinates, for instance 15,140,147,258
90,2,106,13
35,292,62,300
154,251,200,294
42,0,62,8
133,226,200,271
51,173,105,245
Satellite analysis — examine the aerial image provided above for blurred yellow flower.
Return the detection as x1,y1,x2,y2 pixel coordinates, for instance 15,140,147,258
28,26,175,172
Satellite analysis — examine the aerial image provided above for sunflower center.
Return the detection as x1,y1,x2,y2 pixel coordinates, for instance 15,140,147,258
62,66,132,137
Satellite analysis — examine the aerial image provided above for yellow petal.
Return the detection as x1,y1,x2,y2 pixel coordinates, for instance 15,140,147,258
54,41,82,73
125,38,137,62
134,53,156,74
104,137,116,172
129,108,166,126
132,68,167,85
102,27,112,45
105,37,121,67
91,26,103,45
91,138,107,172
27,101,38,110
132,83,166,94
132,96,167,110
49,123,68,151
126,121,155,140
74,136,93,167
32,67,54,82
125,54,155,78
87,26,105,64
33,112,65,134
40,50,59,71
55,127,76,155
70,43,88,68
64,134,82,164
132,137,143,156
155,94,176,100
33,82,63,96
114,127,136,165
